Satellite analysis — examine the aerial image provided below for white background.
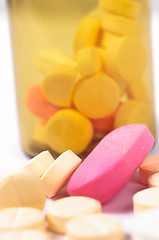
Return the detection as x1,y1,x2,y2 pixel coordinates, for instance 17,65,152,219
0,0,159,238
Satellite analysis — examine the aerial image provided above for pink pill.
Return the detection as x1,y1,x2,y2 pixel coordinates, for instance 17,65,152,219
67,124,154,203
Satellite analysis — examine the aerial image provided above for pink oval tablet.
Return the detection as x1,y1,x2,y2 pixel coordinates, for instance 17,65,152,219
67,124,154,203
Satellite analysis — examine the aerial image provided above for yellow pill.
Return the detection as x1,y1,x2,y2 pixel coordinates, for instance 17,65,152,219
99,0,141,20
0,207,45,231
45,109,93,154
0,169,46,210
47,196,102,234
76,46,102,77
0,230,51,240
102,37,146,82
102,13,143,37
99,32,123,49
66,214,124,240
34,49,76,74
128,79,150,102
24,150,54,178
33,122,48,146
41,150,82,198
42,64,79,107
74,16,101,52
114,100,152,132
88,8,105,20
73,72,120,119
133,188,159,215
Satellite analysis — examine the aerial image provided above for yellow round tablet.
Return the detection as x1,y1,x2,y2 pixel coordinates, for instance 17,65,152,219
42,64,79,107
74,16,101,52
103,37,146,82
66,214,124,240
45,109,93,154
128,79,150,102
0,207,45,231
76,46,102,78
133,187,159,215
0,169,46,210
73,72,120,119
102,13,143,37
41,150,82,198
0,230,51,240
47,196,102,234
99,0,141,20
114,100,152,132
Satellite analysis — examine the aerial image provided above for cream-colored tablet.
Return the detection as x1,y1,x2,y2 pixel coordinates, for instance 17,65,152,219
139,156,159,185
24,150,54,178
148,172,159,188
66,214,124,240
0,207,45,231
0,169,46,210
0,230,51,240
133,187,159,214
47,196,102,234
131,208,159,240
41,150,82,198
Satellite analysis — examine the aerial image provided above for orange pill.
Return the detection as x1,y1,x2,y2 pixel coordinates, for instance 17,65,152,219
139,156,159,185
25,85,60,121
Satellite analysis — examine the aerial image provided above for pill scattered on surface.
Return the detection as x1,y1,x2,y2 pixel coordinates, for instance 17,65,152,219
41,150,82,198
131,208,159,240
0,230,51,240
0,207,45,231
66,213,124,240
47,196,102,234
148,172,159,188
0,169,46,210
139,155,159,185
24,150,54,178
67,124,154,203
133,187,159,214
45,109,93,154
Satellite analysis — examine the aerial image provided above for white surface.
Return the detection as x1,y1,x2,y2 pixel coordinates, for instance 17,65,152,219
0,0,159,239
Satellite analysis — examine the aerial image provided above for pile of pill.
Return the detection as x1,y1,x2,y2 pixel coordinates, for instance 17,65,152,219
0,123,158,239
25,0,154,156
